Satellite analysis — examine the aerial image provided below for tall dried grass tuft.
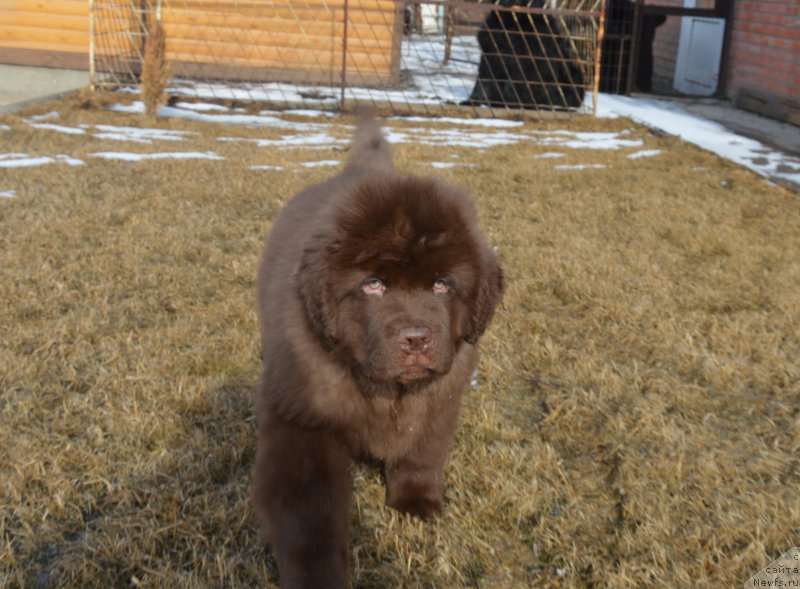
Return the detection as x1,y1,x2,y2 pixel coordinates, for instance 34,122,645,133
141,16,170,117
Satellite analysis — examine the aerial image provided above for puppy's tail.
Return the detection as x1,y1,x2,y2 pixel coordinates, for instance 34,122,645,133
345,108,394,175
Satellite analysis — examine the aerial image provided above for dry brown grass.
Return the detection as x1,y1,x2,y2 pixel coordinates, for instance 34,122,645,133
1,94,798,588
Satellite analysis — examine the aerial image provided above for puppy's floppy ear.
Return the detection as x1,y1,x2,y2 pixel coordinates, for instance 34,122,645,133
463,246,505,344
294,239,338,344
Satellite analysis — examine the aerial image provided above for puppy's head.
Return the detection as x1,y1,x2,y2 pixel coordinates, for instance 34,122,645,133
296,175,504,388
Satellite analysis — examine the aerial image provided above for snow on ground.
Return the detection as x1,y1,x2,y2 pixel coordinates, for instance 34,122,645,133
22,116,196,144
47,102,645,155
3,103,664,180
218,132,348,149
1,28,797,191
0,189,16,198
298,160,340,168
106,29,790,188
529,130,643,150
431,161,476,169
384,127,526,149
627,149,662,159
26,122,88,135
391,116,524,129
90,151,224,162
597,94,799,188
0,153,85,168
4,102,797,193
110,102,334,133
93,125,195,144
556,164,607,170
251,164,285,171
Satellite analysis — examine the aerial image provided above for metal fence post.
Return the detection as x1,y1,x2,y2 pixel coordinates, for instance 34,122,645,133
593,0,607,116
89,0,96,91
340,0,350,109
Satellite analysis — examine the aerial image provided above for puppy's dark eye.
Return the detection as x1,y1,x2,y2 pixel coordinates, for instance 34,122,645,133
433,278,450,295
362,278,386,297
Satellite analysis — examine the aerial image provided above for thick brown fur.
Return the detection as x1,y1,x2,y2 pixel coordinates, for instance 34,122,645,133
252,113,505,589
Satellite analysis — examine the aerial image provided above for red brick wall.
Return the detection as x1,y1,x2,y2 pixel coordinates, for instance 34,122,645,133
725,0,800,101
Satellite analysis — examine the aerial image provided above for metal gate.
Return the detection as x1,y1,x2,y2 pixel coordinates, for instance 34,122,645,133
90,0,606,118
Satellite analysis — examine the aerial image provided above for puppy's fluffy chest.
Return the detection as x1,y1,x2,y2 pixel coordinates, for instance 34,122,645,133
304,344,474,461
354,391,433,460
306,360,442,460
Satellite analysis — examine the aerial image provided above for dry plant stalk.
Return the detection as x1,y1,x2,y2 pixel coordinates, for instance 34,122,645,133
141,16,170,117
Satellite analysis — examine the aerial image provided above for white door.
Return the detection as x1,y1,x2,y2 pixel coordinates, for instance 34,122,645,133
673,0,725,96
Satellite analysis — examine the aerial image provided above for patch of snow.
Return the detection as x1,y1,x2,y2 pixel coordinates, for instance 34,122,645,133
56,155,85,167
173,101,232,112
535,152,566,159
0,154,49,168
627,149,662,159
391,115,524,128
28,111,60,121
93,124,195,144
27,122,87,135
262,109,337,118
0,153,85,168
299,160,340,168
108,98,649,156
597,93,800,187
251,164,285,171
530,130,643,150
385,128,522,148
258,133,347,148
0,189,17,198
555,164,607,170
218,133,347,149
90,151,224,161
431,161,475,168
109,102,334,133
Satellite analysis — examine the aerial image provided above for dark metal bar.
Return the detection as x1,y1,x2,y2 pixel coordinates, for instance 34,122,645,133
340,0,350,108
715,0,735,98
626,0,643,94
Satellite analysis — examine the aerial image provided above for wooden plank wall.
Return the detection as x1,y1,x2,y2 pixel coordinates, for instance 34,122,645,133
0,0,402,86
0,0,90,68
160,0,402,85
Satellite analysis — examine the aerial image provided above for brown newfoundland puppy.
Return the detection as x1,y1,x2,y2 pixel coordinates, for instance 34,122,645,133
252,113,504,589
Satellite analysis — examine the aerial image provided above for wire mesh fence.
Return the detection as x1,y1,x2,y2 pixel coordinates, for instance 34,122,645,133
91,0,606,118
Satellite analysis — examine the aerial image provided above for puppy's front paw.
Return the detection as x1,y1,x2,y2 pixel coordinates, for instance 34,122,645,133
388,495,443,521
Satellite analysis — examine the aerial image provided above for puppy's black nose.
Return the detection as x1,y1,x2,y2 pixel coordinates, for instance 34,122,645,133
397,327,432,354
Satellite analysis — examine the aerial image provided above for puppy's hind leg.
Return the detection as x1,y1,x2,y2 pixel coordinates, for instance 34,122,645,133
253,413,352,589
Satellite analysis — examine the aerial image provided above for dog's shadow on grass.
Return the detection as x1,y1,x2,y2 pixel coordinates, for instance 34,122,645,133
19,380,280,589
168,379,281,586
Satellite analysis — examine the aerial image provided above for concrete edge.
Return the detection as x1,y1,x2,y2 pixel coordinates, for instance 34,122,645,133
0,87,89,115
